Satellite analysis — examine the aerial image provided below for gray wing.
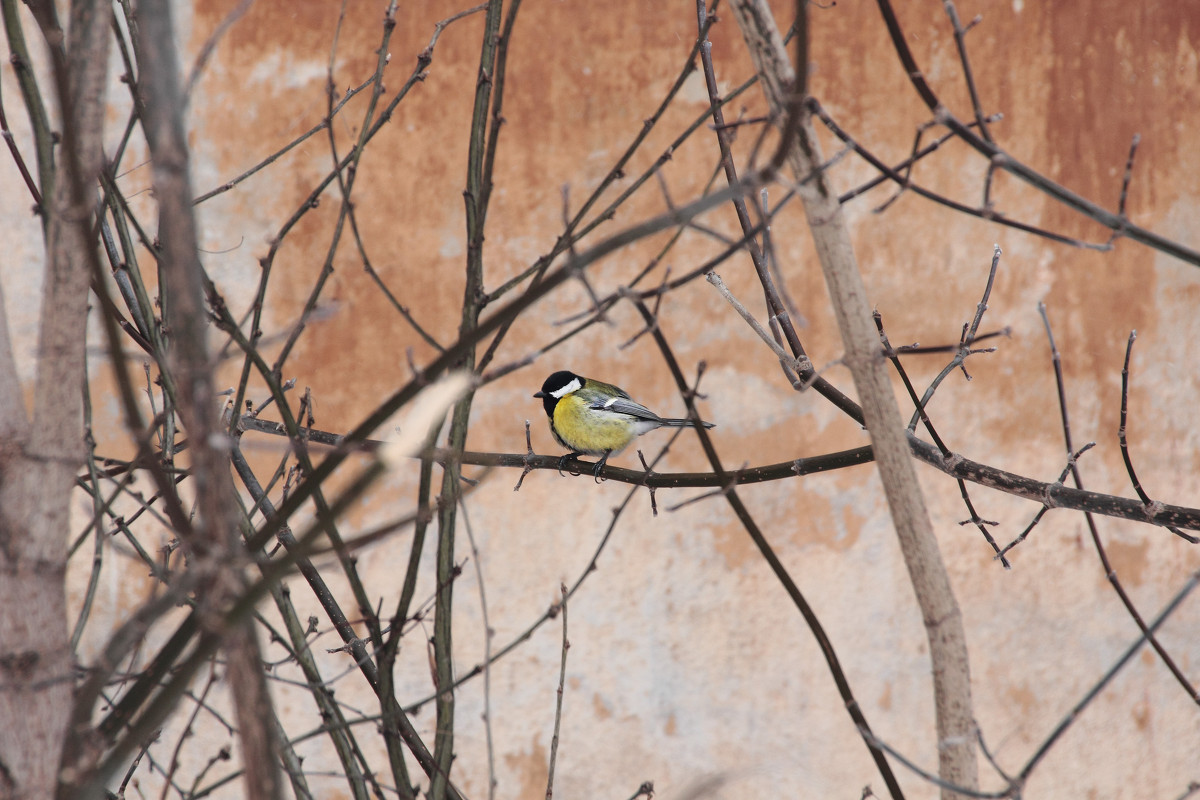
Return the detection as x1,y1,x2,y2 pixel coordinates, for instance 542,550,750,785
588,396,663,423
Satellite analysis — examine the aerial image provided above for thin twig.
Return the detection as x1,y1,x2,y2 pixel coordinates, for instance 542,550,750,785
873,0,1200,267
459,500,498,800
1016,568,1200,783
705,271,809,376
810,99,1112,252
545,584,569,800
1109,134,1141,245
942,1,992,144
632,293,907,800
1117,331,1195,543
182,0,254,103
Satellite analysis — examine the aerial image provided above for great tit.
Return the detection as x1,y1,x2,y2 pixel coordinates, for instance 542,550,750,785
533,370,715,476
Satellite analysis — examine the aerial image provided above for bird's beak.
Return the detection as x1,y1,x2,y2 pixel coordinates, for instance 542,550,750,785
533,391,545,398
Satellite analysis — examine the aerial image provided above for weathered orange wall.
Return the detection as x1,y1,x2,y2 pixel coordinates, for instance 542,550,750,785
2,0,1196,797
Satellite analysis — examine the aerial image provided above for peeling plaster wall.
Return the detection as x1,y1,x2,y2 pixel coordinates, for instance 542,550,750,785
2,1,1198,797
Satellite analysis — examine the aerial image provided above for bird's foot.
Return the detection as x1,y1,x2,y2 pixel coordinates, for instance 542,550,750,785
557,453,582,477
591,452,611,483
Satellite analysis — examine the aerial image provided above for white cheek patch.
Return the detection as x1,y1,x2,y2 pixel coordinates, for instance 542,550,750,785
550,377,582,398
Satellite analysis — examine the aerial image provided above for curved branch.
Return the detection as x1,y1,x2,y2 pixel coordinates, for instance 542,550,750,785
873,0,1200,267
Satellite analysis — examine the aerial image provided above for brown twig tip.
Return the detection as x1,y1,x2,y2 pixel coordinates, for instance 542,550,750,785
1115,134,1142,222
636,450,659,516
513,421,535,491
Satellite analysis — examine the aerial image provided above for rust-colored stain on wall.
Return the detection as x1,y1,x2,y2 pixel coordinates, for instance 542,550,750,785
31,0,1199,797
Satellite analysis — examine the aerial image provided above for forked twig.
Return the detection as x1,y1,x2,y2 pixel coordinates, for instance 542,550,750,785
1027,306,1198,703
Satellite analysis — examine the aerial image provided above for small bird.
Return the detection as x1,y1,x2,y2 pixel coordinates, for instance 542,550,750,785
533,370,715,477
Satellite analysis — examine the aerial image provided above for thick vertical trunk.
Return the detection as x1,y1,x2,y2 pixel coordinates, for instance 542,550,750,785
0,0,110,792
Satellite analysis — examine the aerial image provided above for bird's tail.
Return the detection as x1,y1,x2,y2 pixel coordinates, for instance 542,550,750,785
658,418,715,429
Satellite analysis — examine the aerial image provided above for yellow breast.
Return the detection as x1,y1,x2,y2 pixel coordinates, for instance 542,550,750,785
552,396,638,455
